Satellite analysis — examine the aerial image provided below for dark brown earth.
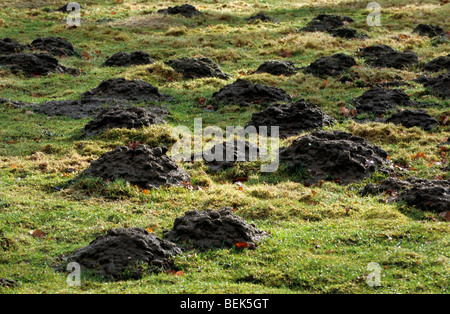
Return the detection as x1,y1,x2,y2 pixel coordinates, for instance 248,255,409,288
30,36,75,56
279,130,390,184
211,79,291,107
165,57,229,79
412,24,446,37
245,100,335,137
157,4,201,18
385,109,439,131
163,207,268,250
304,53,357,77
103,51,154,67
64,228,182,279
0,38,26,55
81,106,168,137
0,53,79,76
253,60,300,76
300,14,354,32
80,145,190,189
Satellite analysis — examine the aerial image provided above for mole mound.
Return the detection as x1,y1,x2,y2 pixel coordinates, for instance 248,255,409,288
64,228,182,279
165,57,229,79
412,24,445,37
0,38,26,55
328,27,367,39
35,98,130,119
304,53,357,77
385,109,439,131
30,37,75,56
352,87,417,117
421,74,450,98
81,106,168,137
80,145,190,189
357,45,418,69
81,78,173,102
424,54,450,72
192,140,263,172
253,60,300,76
279,130,389,184
211,79,291,107
103,51,154,67
246,100,335,137
245,12,278,23
157,4,201,18
301,14,354,32
163,207,268,250
360,177,449,213
0,53,78,76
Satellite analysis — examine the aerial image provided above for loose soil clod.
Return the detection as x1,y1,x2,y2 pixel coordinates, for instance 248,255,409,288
359,177,450,213
192,140,263,172
246,100,335,137
423,54,450,72
157,4,201,18
165,57,229,79
279,130,390,184
102,51,154,67
163,207,268,250
419,74,450,98
352,87,417,117
81,78,173,102
358,45,418,69
63,228,182,279
80,145,190,190
0,38,26,55
30,36,75,57
0,53,79,76
253,60,300,76
301,14,354,32
211,79,291,107
304,53,357,77
385,109,439,131
412,24,446,37
81,106,168,137
328,27,367,39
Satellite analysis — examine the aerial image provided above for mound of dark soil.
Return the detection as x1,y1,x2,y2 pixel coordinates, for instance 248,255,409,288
157,4,201,18
385,109,439,131
64,228,182,279
0,97,27,108
352,87,417,117
81,106,168,137
211,79,291,107
245,100,335,137
192,140,262,172
0,38,26,55
359,177,449,213
301,14,354,32
48,3,84,12
304,53,357,77
0,53,78,76
424,54,450,72
163,207,268,250
412,24,445,37
165,57,229,79
35,98,129,119
245,12,278,23
253,60,300,76
80,145,190,189
103,51,154,67
420,74,450,98
328,27,367,39
357,45,418,69
81,78,173,102
279,130,389,184
30,37,75,56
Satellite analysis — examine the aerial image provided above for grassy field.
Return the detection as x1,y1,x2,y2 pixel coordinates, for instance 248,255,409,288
0,0,449,294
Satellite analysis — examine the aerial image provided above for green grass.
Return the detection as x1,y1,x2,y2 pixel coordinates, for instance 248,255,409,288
0,0,449,294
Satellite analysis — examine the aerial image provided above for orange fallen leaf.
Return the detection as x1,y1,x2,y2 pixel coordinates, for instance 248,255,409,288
143,189,150,195
235,242,249,248
146,227,154,233
438,211,450,221
30,229,46,239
